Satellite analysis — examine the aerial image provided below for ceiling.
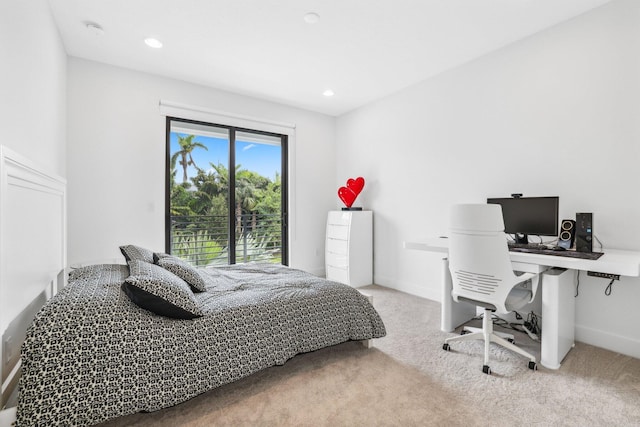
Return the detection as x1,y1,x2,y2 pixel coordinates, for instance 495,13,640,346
48,0,612,116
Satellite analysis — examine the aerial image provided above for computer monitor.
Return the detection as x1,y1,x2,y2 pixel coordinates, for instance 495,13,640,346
486,196,559,244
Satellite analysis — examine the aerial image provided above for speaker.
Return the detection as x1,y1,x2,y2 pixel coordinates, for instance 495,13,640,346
557,219,576,249
575,213,593,253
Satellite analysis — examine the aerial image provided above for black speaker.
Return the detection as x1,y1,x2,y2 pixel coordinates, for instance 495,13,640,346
575,213,593,253
557,219,576,249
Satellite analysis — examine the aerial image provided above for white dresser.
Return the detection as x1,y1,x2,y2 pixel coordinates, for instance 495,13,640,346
325,210,372,287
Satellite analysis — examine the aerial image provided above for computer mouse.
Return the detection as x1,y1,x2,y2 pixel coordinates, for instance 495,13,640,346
552,246,566,251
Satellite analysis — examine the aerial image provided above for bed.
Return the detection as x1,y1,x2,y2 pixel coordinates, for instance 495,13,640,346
16,250,386,426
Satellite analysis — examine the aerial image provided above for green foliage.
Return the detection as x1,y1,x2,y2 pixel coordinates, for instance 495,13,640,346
254,173,281,214
171,230,224,267
227,232,277,264
169,135,283,265
171,134,208,183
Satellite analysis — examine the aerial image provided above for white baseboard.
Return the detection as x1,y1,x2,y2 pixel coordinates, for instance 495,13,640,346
0,407,16,427
575,324,640,360
374,274,640,361
373,274,440,302
376,288,639,360
306,266,326,277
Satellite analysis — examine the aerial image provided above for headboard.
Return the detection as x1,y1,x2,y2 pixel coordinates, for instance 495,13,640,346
0,146,66,407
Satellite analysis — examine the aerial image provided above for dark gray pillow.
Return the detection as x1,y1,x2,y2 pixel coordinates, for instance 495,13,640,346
119,244,155,264
122,260,202,319
153,253,207,293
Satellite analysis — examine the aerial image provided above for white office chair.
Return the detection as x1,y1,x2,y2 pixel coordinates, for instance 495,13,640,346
442,204,540,374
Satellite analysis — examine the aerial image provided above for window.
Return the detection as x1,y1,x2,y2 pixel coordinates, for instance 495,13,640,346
166,117,288,266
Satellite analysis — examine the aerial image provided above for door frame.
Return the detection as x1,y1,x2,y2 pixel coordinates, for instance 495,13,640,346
165,116,289,265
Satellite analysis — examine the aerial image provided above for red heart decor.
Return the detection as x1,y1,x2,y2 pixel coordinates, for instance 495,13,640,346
338,187,357,208
338,176,365,208
346,177,365,197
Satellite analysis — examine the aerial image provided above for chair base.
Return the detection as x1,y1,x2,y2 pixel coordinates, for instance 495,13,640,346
460,326,515,343
443,309,537,374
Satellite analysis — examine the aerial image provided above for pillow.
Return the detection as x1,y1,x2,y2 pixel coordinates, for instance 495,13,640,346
120,244,155,264
153,253,207,293
122,260,202,319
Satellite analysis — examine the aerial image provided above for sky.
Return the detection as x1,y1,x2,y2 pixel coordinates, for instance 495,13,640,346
170,133,281,183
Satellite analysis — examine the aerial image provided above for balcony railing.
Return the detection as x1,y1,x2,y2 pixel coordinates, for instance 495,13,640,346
170,213,282,266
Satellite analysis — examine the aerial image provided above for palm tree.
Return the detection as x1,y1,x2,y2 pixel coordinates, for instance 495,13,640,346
236,170,258,213
171,134,208,183
209,162,233,198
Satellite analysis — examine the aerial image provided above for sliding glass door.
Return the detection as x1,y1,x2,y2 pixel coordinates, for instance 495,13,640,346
166,117,288,266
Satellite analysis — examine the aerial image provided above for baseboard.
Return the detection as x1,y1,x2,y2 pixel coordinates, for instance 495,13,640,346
575,324,640,359
0,407,16,427
373,274,440,302
370,271,640,361
306,266,326,277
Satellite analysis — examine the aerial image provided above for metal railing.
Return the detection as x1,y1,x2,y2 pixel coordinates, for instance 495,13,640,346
170,213,282,266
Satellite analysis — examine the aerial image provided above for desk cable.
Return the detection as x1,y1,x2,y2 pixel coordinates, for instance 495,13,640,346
575,269,617,296
604,278,615,296
593,234,604,252
507,234,558,247
487,311,541,341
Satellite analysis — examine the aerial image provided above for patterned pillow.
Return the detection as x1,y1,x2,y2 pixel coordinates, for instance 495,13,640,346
153,253,207,293
119,244,155,264
122,260,203,319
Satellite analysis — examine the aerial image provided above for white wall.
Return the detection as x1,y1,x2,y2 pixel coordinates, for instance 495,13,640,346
336,0,640,358
67,59,336,274
0,0,66,177
0,0,66,322
0,0,67,397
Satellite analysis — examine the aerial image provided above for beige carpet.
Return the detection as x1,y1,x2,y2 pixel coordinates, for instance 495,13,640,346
99,285,640,426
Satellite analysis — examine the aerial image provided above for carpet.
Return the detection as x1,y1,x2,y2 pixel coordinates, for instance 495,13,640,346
98,285,640,426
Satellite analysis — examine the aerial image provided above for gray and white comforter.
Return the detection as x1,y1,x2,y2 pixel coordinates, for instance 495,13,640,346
17,263,385,426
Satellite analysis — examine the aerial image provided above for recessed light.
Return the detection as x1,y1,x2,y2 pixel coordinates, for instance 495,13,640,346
304,12,320,24
85,22,104,36
323,89,334,97
144,37,163,48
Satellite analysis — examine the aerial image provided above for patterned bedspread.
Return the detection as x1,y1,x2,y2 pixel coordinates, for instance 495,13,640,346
17,263,385,426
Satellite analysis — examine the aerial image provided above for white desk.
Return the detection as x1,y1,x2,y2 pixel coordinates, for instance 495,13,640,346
405,237,640,369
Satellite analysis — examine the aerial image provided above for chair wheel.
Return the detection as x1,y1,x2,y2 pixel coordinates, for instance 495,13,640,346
528,361,538,371
482,365,491,375
442,343,450,351
508,338,515,344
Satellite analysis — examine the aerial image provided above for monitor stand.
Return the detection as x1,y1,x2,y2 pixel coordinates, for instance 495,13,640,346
514,233,529,244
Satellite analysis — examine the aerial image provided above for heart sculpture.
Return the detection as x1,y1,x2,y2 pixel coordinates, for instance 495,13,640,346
338,176,365,208
347,177,365,198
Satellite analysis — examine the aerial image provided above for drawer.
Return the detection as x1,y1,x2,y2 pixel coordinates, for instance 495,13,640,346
326,265,349,284
326,238,348,255
326,252,348,268
326,224,349,240
327,211,351,226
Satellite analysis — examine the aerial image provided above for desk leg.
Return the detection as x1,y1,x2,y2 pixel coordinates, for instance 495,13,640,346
541,268,576,369
441,257,476,333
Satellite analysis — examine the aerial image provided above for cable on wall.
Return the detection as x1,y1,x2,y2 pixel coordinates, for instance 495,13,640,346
604,278,615,296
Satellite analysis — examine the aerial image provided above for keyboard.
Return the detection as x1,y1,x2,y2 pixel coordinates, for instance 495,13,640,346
508,243,547,250
507,243,604,260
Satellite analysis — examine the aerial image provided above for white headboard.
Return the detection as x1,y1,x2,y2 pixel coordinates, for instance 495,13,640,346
0,146,66,406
